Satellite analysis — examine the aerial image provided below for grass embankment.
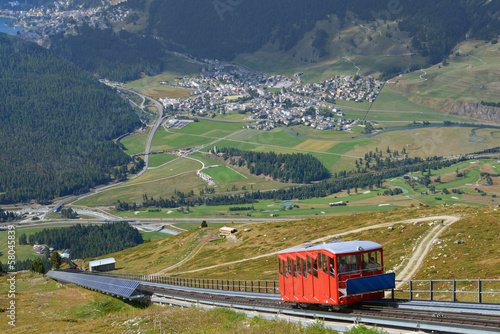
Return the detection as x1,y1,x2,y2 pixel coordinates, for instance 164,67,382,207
0,273,383,333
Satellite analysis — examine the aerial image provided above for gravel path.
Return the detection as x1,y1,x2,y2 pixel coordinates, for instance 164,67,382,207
167,215,460,277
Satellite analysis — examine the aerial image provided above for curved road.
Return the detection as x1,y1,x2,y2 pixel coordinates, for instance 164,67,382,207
117,87,164,174
67,86,164,205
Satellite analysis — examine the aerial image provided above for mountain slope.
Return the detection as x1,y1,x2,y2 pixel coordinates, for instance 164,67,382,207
0,34,141,204
144,0,500,64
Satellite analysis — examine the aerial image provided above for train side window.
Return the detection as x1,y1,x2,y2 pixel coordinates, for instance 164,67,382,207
286,258,290,278
329,257,335,277
279,259,283,276
306,255,312,276
302,258,306,277
313,258,318,278
322,254,328,273
317,253,322,272
296,256,301,276
293,259,297,278
362,251,382,271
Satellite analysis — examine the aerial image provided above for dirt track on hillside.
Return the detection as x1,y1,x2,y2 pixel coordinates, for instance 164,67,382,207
164,215,460,280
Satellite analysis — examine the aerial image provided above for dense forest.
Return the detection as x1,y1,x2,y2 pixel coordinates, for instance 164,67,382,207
0,208,18,222
2,257,52,273
20,222,143,259
218,148,330,183
115,155,459,211
51,25,165,82
146,0,500,64
0,34,141,204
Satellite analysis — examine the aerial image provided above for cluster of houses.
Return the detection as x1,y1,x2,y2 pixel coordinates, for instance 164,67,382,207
289,75,382,103
33,245,70,258
1,0,118,43
157,62,378,132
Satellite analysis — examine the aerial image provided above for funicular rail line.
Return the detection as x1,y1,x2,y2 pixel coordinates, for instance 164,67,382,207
51,270,500,332
140,284,500,333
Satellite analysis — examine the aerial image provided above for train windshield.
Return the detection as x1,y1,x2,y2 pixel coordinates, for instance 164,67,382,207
337,254,359,274
362,251,382,271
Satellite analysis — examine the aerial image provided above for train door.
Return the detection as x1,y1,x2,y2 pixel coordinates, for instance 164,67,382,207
292,257,299,301
295,255,305,301
318,252,330,302
278,257,285,299
311,253,320,302
285,257,294,298
328,256,338,303
305,254,314,300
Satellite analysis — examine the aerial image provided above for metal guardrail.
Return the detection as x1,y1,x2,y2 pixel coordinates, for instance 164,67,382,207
87,272,279,294
82,272,500,303
392,279,500,303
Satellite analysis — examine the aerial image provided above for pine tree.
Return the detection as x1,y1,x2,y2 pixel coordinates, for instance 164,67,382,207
50,252,62,269
30,259,45,274
19,233,27,245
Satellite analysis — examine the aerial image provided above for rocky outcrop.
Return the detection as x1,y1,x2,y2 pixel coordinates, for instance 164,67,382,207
410,97,500,122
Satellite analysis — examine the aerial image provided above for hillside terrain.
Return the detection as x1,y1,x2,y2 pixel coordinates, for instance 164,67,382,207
145,0,499,64
91,206,499,281
0,33,141,204
0,273,383,333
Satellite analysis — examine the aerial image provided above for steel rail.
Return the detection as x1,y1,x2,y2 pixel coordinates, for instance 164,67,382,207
151,291,500,334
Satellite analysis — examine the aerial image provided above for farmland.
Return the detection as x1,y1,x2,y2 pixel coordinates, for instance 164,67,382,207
80,114,500,215
68,40,500,219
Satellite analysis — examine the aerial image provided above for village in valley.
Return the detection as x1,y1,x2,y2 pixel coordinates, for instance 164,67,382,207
159,60,382,132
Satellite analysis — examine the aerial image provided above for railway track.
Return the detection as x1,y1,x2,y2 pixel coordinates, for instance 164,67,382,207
140,284,500,333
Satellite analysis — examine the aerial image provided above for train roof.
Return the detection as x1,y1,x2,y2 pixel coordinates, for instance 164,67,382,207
278,240,382,255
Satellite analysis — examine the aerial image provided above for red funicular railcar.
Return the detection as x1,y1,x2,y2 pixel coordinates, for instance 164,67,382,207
277,240,395,307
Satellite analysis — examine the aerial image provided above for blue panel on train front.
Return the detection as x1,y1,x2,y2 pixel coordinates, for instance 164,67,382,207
346,273,395,295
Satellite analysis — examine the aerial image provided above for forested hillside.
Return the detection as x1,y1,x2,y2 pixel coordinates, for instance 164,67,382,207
146,0,500,63
218,148,330,183
22,222,143,259
51,25,165,82
0,34,141,204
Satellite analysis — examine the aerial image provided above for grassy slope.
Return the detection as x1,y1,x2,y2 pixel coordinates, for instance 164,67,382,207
234,19,424,82
100,206,499,289
382,40,500,114
0,273,377,333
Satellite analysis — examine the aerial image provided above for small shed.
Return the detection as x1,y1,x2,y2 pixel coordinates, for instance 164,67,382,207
219,227,236,235
89,258,116,273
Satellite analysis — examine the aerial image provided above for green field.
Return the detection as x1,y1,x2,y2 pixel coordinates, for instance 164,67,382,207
0,226,74,263
138,230,172,242
151,129,215,151
74,158,203,206
148,153,179,167
203,166,246,183
170,120,244,137
120,131,149,155
125,58,201,91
